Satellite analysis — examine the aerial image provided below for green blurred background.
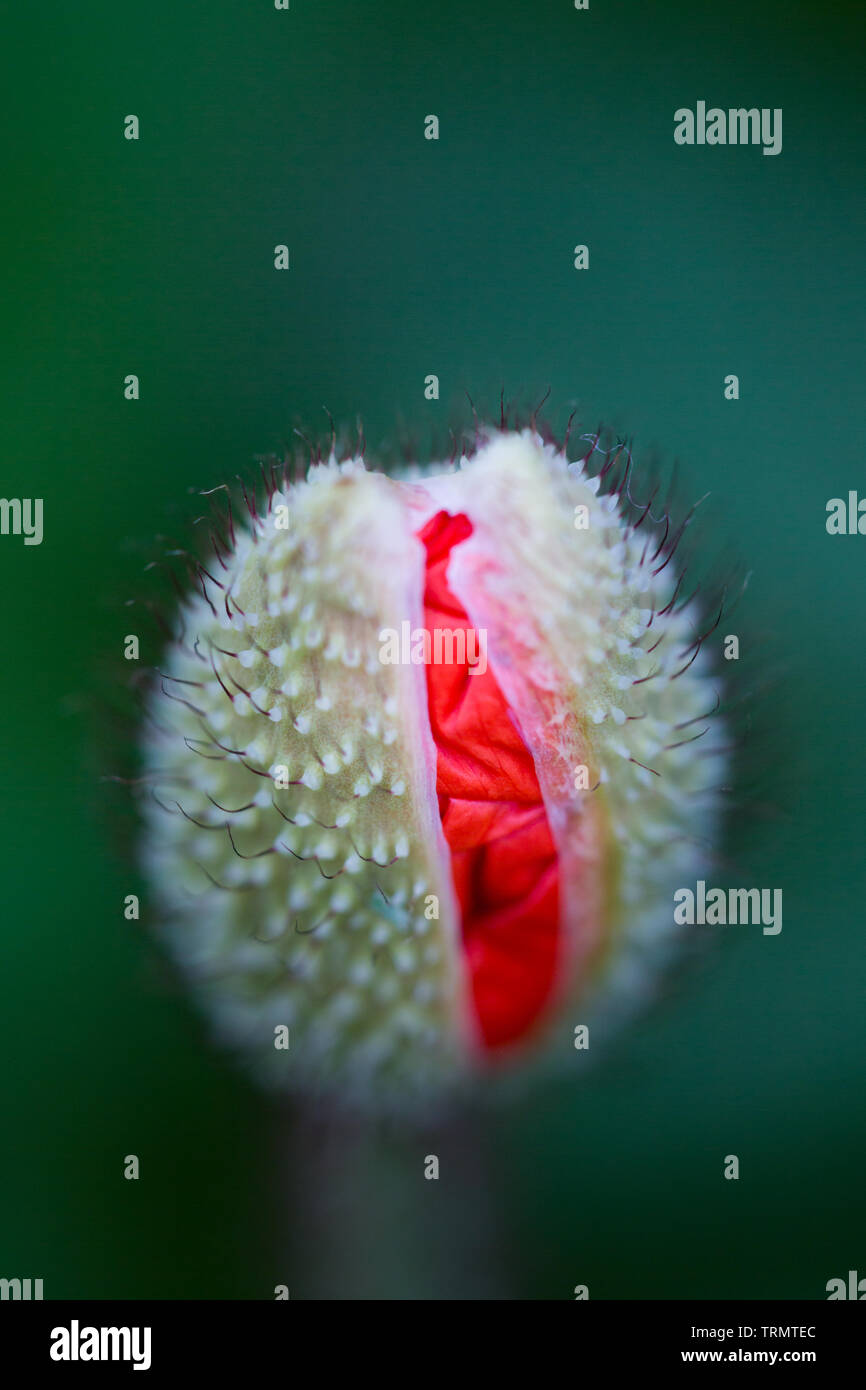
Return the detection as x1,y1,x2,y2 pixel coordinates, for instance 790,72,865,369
2,0,864,1298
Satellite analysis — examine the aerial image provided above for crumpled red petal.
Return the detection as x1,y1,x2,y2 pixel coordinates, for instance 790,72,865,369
417,510,561,1052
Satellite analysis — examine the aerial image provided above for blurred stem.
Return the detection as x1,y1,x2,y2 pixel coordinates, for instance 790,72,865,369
272,1095,511,1300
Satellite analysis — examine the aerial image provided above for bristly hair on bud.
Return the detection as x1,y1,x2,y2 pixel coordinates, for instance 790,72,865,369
134,405,749,1112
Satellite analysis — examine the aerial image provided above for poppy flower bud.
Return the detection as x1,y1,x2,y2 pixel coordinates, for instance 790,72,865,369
142,427,726,1106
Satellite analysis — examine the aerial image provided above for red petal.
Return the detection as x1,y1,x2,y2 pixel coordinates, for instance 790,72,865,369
417,510,561,1052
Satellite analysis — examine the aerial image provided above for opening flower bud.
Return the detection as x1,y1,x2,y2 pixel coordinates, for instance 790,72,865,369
142,427,726,1106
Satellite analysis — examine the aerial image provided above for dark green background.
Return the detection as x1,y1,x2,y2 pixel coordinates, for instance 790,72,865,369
2,0,864,1298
